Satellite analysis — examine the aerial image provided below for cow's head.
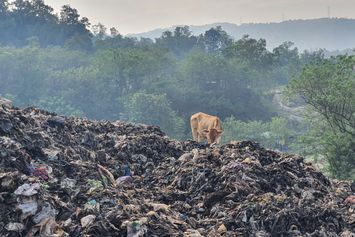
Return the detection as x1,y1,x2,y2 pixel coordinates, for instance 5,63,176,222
203,128,223,144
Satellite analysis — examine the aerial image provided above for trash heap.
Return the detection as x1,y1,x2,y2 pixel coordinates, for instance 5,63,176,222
0,98,354,237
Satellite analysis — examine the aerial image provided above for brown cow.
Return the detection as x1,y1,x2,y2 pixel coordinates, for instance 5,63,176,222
190,112,223,144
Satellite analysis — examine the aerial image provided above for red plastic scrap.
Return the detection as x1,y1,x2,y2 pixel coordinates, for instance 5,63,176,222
344,195,355,204
33,167,49,181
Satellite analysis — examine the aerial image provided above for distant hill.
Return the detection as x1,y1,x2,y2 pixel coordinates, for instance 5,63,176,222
128,18,355,51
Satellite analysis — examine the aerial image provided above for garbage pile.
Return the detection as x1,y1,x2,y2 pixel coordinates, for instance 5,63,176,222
0,98,354,237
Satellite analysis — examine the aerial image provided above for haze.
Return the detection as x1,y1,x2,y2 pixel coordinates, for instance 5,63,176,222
45,0,355,35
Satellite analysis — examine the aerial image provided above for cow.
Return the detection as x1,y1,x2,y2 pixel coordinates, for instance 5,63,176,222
190,112,223,144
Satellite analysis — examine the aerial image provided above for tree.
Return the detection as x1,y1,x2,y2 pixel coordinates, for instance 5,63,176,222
223,35,273,68
109,27,119,37
64,33,92,51
0,0,95,48
0,0,8,14
273,41,299,67
271,41,301,84
94,47,173,97
94,34,137,50
288,55,355,179
37,96,83,117
92,23,107,40
174,51,275,121
289,55,355,136
0,0,14,44
0,45,46,105
9,0,58,46
60,5,80,25
222,116,294,151
199,26,232,54
60,5,92,50
300,49,325,65
29,0,55,21
292,116,354,180
156,26,197,57
124,92,185,139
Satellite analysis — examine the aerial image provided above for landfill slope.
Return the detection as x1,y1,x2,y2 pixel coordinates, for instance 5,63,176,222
0,99,354,237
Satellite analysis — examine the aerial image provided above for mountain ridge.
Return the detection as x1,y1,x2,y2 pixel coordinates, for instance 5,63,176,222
128,18,355,51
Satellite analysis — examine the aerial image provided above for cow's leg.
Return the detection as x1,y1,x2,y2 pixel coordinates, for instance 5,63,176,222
197,132,202,143
190,118,199,142
197,130,208,143
192,128,199,142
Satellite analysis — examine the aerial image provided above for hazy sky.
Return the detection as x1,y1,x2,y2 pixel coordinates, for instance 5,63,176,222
45,0,355,35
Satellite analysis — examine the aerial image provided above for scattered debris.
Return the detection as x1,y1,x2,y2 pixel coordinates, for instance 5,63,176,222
345,195,355,205
14,183,41,196
5,222,25,232
81,215,96,228
0,98,354,236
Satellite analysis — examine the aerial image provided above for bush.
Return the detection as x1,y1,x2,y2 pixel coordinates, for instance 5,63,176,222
124,92,185,139
222,116,294,151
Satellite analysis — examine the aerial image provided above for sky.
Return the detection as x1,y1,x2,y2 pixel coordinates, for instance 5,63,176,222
45,0,355,35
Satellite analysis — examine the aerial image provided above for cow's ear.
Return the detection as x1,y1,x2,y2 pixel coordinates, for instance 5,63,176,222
217,130,224,134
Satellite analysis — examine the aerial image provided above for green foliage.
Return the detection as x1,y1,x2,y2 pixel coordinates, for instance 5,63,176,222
0,24,312,143
324,133,354,180
124,92,185,139
222,116,294,151
289,55,355,136
271,42,301,85
93,47,174,96
199,26,233,54
156,26,197,57
174,51,275,120
0,45,46,105
292,117,354,180
37,96,83,117
0,0,92,49
288,55,355,179
223,35,273,69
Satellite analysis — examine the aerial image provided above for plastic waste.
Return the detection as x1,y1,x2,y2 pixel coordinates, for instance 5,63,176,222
18,200,38,217
124,164,132,176
81,215,96,228
126,219,147,237
1,100,354,237
33,203,58,224
0,97,13,109
47,116,66,128
5,222,25,232
0,118,13,133
87,179,104,194
217,224,227,234
98,164,116,187
116,176,133,186
60,177,76,190
344,195,355,204
14,183,40,196
84,199,100,212
43,148,61,160
184,229,203,237
33,167,49,181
